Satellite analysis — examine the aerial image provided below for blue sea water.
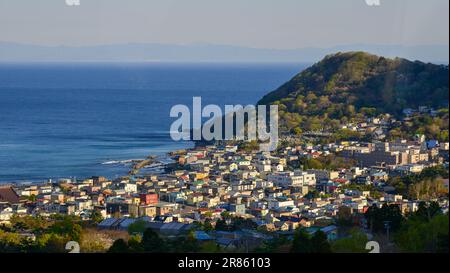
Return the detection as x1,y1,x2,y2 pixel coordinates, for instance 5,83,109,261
0,62,307,183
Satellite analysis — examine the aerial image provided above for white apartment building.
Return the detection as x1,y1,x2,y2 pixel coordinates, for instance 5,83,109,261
268,199,295,210
267,171,316,187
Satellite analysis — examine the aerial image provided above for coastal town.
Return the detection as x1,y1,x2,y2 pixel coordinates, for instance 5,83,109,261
1,107,449,253
0,4,449,273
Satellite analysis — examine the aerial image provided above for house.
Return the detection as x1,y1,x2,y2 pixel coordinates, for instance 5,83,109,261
228,163,238,172
355,175,372,185
216,237,240,250
306,225,338,241
154,222,193,236
427,140,440,149
97,217,122,230
140,193,158,205
194,231,213,241
320,225,338,241
156,202,177,216
0,207,13,222
123,183,138,193
274,221,289,231
138,205,157,217
75,199,93,211
0,186,21,204
307,169,339,182
371,171,389,182
230,204,246,215
118,218,139,230
268,199,295,210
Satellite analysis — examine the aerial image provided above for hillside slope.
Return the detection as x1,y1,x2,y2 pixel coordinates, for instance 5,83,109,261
258,52,449,134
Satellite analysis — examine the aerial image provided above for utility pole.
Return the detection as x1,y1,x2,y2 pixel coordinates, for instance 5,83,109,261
384,221,391,242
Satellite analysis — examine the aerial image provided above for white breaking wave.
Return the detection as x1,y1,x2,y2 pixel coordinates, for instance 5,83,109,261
101,159,143,165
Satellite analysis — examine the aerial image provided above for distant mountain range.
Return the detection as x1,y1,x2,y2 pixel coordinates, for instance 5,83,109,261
0,42,448,63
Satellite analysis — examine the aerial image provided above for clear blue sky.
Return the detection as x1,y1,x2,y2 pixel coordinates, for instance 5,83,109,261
0,0,448,49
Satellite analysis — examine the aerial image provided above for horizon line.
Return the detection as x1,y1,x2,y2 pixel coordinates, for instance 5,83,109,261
1,40,449,50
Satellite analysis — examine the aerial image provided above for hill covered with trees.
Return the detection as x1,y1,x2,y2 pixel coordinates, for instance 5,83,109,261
258,52,449,135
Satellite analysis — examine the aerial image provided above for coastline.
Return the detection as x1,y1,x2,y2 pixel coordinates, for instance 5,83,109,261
1,141,194,186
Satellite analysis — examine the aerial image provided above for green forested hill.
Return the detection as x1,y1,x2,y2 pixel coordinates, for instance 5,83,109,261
258,52,449,135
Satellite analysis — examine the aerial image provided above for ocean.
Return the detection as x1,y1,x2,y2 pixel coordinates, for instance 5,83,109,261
0,62,307,183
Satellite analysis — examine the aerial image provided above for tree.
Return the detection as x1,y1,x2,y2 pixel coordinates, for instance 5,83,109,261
202,219,214,232
215,214,235,231
291,229,312,253
170,231,200,253
365,204,403,233
299,158,323,170
233,218,257,230
389,166,449,198
27,195,37,202
108,239,130,253
332,229,368,253
90,210,104,224
0,230,23,252
127,220,147,235
310,231,332,253
395,214,449,253
408,179,447,200
215,219,232,231
127,235,143,252
50,217,83,242
337,206,353,226
291,229,332,253
200,241,222,253
141,228,166,253
304,190,320,200
415,202,441,222
293,127,302,136
255,236,290,253
395,202,447,253
10,215,48,232
39,234,67,253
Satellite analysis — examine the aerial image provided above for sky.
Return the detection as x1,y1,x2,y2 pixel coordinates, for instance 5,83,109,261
0,0,448,49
